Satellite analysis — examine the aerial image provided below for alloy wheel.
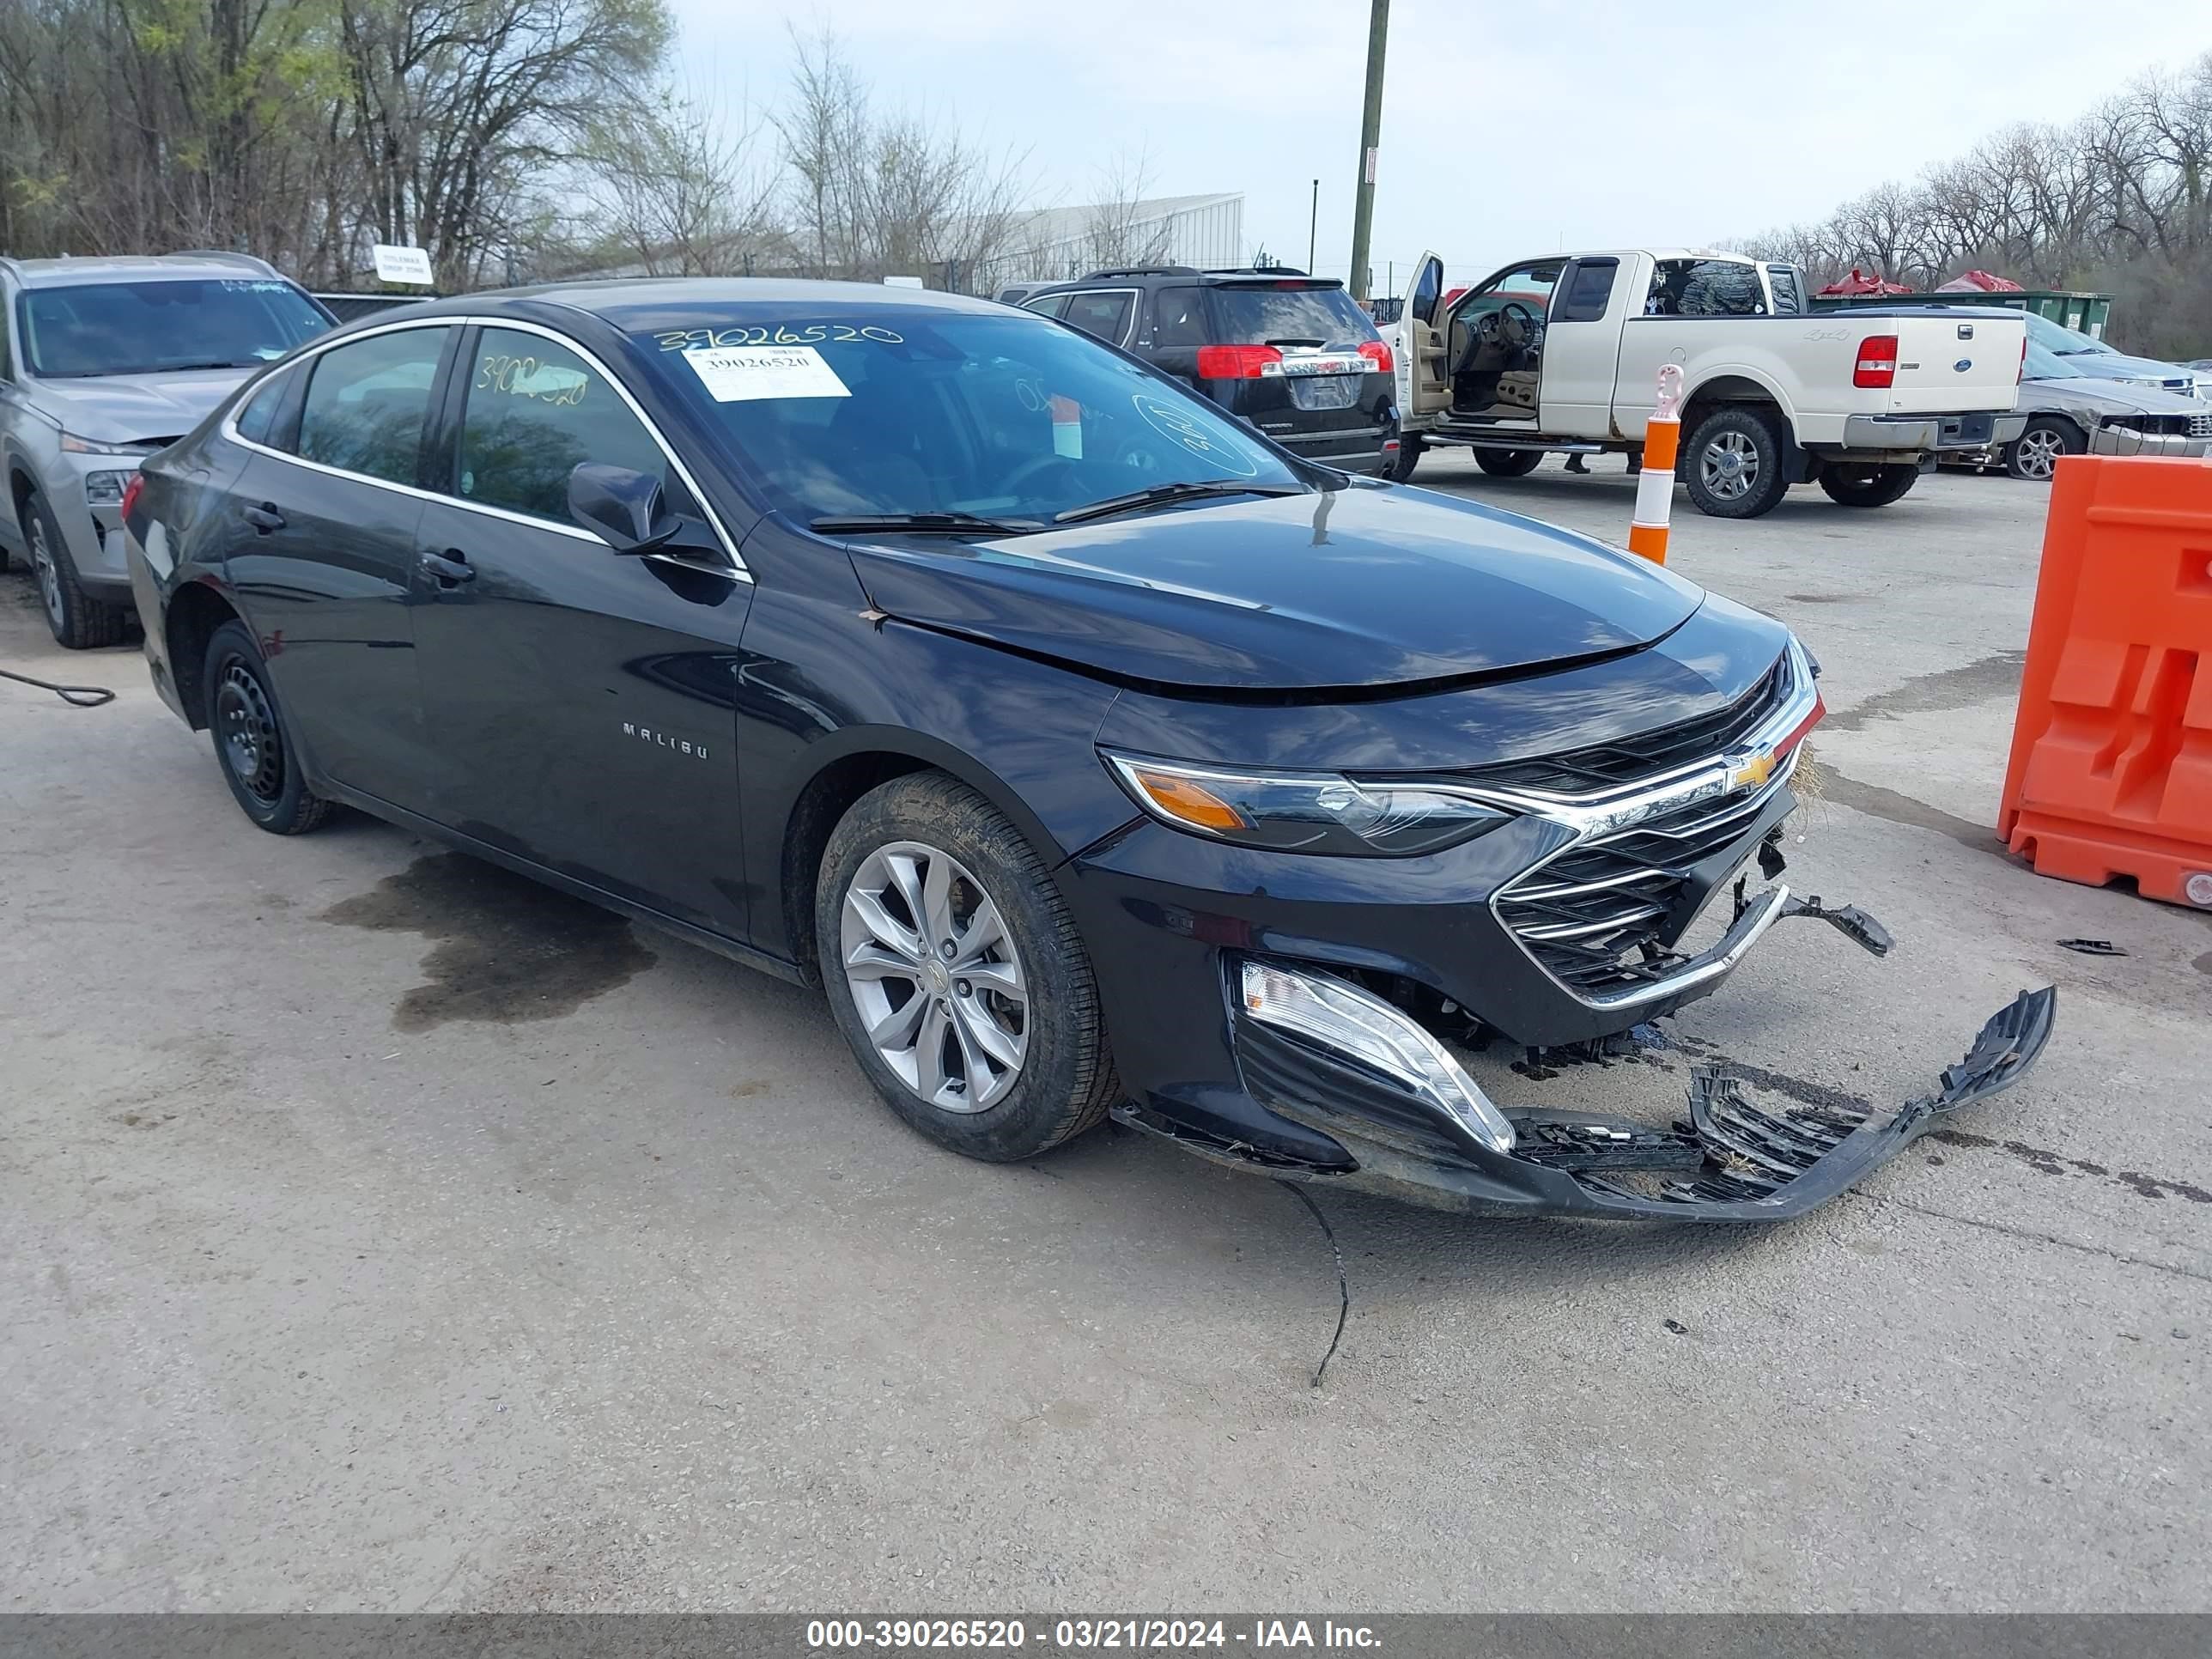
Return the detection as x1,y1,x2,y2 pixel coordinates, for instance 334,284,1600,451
1698,431,1760,501
839,839,1029,1113
2014,428,2063,482
214,659,286,804
26,512,62,629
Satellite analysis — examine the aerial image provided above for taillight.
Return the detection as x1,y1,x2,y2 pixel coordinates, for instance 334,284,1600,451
1194,343,1283,380
1853,335,1899,389
119,471,145,521
1358,339,1394,374
2018,337,2027,384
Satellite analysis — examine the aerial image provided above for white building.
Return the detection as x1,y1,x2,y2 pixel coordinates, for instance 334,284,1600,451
1003,191,1245,281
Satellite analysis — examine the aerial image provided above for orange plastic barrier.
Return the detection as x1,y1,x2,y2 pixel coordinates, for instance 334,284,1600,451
1997,454,2212,908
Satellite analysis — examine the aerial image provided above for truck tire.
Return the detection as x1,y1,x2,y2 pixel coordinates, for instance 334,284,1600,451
1474,448,1544,477
1681,405,1790,519
1818,464,1918,507
2005,417,2083,482
20,487,129,649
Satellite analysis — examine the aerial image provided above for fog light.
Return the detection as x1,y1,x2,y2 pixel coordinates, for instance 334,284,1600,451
1238,960,1514,1153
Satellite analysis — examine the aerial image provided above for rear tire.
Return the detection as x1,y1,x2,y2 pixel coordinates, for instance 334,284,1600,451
817,772,1119,1163
1384,433,1422,483
1473,447,1545,477
1818,464,1918,507
2005,417,2083,482
1681,405,1790,519
20,489,128,649
201,619,332,835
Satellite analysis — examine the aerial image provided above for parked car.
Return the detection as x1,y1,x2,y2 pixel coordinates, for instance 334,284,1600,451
2018,312,2209,400
1967,339,2212,479
991,282,1053,307
1,252,334,646
1386,248,2028,516
1018,265,1400,475
121,280,2050,1220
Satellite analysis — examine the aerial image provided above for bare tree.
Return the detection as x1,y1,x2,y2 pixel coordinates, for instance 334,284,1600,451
1081,146,1172,271
580,88,778,275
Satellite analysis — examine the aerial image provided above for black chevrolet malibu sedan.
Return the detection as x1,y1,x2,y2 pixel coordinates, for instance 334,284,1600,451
122,281,2051,1220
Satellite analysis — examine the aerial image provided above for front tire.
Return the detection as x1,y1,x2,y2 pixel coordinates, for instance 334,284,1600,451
201,619,332,835
1473,447,1545,477
2005,417,2083,482
817,773,1119,1162
1682,405,1790,519
1818,463,1918,507
20,489,128,649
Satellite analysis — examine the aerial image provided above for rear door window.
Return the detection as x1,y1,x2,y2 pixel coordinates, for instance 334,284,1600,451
1059,290,1134,344
1553,259,1618,323
1211,283,1377,348
295,326,451,485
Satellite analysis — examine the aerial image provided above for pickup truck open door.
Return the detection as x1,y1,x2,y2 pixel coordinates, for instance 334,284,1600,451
1395,252,1452,422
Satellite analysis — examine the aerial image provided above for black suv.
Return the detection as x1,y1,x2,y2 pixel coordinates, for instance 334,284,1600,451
1022,266,1400,475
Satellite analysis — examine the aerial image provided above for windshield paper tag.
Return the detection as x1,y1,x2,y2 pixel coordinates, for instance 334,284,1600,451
684,344,850,402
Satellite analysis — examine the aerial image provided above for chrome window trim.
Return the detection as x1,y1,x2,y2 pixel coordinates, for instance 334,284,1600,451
216,312,751,582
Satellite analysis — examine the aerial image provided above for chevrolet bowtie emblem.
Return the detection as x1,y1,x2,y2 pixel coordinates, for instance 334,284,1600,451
1729,750,1778,791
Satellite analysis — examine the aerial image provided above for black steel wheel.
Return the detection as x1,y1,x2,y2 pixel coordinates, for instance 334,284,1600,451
201,619,331,834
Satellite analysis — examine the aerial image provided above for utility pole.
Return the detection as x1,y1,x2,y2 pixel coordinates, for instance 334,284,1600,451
1307,179,1319,273
1348,0,1389,299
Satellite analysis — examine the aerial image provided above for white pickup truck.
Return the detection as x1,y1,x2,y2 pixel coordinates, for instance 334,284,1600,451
1386,247,2027,517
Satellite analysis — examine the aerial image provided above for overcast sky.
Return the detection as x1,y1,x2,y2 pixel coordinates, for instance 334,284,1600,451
671,1,2212,297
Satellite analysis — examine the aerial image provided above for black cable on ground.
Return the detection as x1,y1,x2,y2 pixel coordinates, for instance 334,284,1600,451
0,666,115,707
1276,1179,1349,1389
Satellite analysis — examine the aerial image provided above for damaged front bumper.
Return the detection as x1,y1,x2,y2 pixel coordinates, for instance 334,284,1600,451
1114,925,2056,1222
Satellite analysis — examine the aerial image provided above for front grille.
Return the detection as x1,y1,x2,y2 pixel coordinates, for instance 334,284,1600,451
1497,778,1786,998
2192,412,2212,439
1462,659,1790,795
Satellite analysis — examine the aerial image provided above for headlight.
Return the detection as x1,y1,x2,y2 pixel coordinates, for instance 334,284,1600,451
1103,751,1510,856
84,470,131,503
59,431,153,457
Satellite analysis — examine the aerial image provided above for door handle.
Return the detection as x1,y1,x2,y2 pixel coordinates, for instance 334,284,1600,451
420,549,476,586
243,503,285,534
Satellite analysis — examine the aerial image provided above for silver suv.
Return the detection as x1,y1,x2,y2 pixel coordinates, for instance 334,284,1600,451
1,252,332,647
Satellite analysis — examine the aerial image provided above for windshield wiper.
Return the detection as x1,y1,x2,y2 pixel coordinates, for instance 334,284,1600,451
160,359,264,371
811,510,1043,537
1052,480,1304,525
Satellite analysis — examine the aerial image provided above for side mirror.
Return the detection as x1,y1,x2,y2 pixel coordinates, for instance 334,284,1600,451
568,463,676,553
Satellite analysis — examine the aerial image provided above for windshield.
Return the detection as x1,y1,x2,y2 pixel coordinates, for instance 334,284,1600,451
20,278,330,378
641,310,1306,526
2022,340,2075,380
2023,311,2115,358
1209,283,1380,348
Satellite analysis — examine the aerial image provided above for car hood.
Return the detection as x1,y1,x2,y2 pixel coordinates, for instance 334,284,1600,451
2027,376,2209,416
843,484,1705,694
26,368,252,446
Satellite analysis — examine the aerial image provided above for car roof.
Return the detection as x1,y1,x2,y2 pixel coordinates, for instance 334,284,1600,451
4,252,293,289
396,276,1020,334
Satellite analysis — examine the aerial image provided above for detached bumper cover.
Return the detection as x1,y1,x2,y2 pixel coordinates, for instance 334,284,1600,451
1118,986,2056,1222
